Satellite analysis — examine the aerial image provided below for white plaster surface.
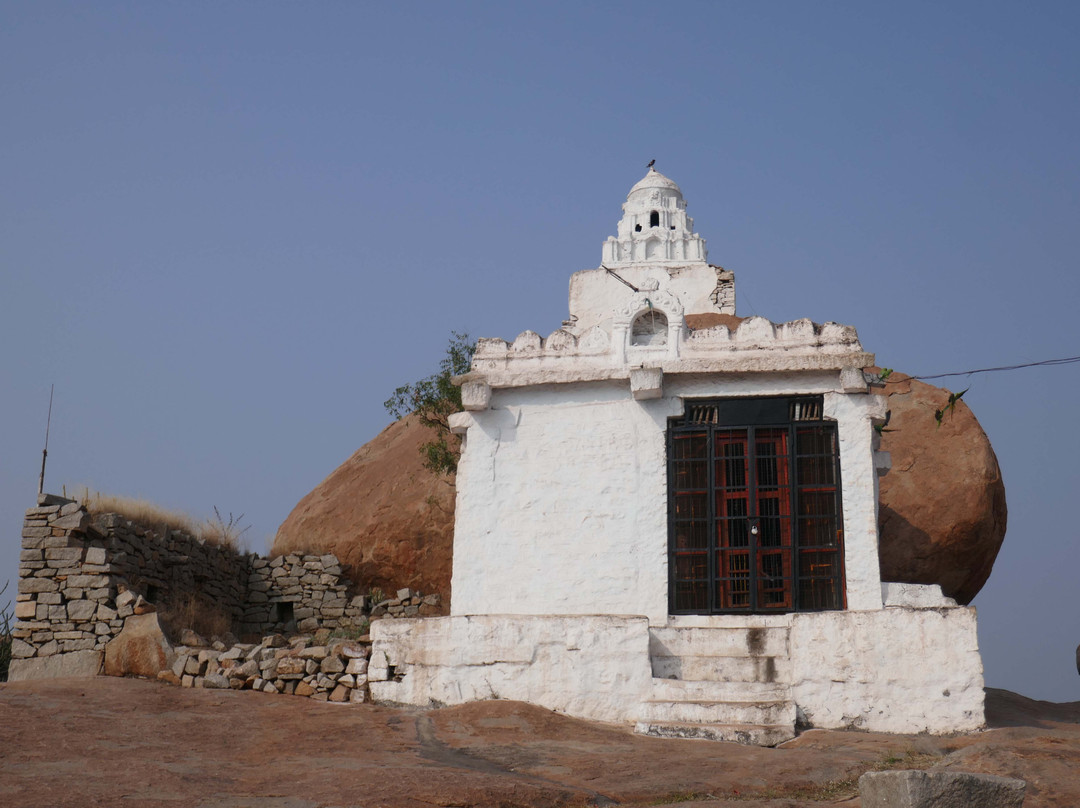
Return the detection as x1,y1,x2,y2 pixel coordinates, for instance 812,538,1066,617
369,615,653,723
452,374,884,621
370,608,985,735
790,607,985,734
881,582,958,608
450,382,671,622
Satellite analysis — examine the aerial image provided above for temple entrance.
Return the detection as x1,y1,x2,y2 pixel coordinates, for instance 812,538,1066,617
668,397,846,614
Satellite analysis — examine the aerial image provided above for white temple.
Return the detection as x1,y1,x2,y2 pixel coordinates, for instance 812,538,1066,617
368,168,986,744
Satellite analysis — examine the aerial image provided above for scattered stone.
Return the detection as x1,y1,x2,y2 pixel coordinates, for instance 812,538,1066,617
203,673,230,690
157,670,181,685
179,629,207,648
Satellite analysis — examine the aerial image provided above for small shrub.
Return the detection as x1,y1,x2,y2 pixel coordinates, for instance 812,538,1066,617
327,619,370,642
368,586,385,605
202,506,251,551
0,581,11,682
385,331,475,475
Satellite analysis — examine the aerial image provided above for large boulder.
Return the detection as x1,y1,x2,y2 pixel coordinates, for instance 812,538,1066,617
104,612,176,678
874,372,1007,605
273,374,1006,610
272,414,455,606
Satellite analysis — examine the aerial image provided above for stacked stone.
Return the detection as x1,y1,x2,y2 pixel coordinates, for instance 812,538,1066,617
370,587,441,618
12,495,121,663
163,632,370,703
93,512,249,627
242,554,367,636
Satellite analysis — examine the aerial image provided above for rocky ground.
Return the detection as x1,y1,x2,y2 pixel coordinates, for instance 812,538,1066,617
0,681,1077,808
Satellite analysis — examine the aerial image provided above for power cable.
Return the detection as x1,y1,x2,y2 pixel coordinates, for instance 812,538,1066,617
887,355,1080,383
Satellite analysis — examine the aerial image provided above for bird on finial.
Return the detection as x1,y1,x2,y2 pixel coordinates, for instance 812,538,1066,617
647,159,655,170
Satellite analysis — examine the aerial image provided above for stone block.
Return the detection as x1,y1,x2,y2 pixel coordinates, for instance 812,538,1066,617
461,380,492,411
26,504,61,517
7,650,103,681
46,558,81,569
18,577,58,594
14,601,37,619
84,547,107,565
37,640,59,657
19,549,43,562
320,655,344,675
22,526,51,540
629,367,663,400
203,673,230,689
345,657,369,676
65,574,108,589
62,638,97,652
67,600,98,621
51,511,90,532
858,770,1025,807
157,670,181,686
349,688,367,704
11,639,36,659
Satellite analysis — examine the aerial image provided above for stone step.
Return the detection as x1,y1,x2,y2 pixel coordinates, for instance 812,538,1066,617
634,720,796,747
639,698,794,726
651,653,791,684
647,677,790,703
649,626,789,659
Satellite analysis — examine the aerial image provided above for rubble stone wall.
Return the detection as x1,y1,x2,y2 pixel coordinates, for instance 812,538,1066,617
9,494,375,674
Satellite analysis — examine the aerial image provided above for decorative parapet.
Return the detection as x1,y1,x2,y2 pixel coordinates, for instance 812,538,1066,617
462,316,872,391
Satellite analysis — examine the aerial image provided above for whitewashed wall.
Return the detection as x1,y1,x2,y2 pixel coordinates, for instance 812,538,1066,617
790,607,985,734
369,615,653,723
370,608,985,734
450,373,886,622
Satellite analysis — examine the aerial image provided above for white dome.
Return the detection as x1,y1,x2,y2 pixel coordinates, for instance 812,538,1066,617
627,168,683,201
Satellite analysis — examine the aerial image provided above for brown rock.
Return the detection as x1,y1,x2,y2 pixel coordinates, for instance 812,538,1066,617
104,613,177,678
272,414,455,607
873,372,1008,604
273,374,1007,611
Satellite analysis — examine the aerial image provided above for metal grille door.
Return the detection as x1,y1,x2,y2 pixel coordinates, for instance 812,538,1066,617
668,397,845,614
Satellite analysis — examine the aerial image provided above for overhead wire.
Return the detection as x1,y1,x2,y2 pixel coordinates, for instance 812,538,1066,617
887,355,1080,383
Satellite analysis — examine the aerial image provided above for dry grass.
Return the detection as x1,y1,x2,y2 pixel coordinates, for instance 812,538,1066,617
74,487,247,552
157,591,236,642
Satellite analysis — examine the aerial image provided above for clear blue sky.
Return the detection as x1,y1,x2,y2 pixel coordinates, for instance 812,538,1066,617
2,1,1078,701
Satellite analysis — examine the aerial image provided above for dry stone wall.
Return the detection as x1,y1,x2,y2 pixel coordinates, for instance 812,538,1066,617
11,494,440,680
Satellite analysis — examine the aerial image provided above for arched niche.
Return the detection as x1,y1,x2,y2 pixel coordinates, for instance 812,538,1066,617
631,308,668,346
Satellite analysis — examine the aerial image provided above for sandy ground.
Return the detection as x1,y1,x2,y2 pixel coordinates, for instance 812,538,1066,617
0,679,1077,808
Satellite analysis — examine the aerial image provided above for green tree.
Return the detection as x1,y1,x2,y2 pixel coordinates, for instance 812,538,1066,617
384,332,476,475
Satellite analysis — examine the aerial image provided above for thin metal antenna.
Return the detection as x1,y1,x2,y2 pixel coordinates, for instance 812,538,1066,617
38,384,54,496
